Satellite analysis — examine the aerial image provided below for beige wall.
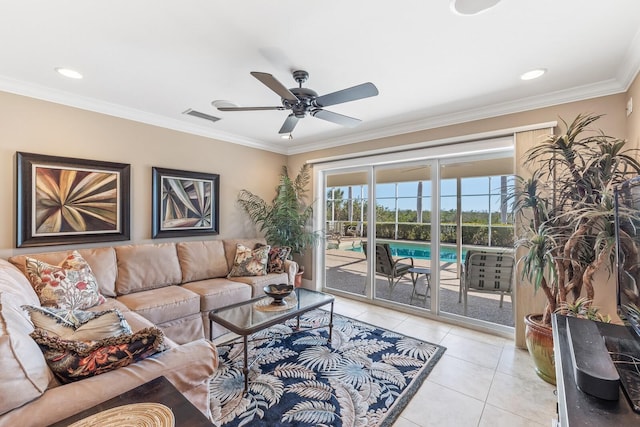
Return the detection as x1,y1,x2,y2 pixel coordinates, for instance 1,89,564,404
0,91,287,259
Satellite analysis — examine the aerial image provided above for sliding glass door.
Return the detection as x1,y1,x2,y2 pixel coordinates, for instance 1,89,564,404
323,169,369,297
315,136,515,332
374,163,432,309
437,158,515,327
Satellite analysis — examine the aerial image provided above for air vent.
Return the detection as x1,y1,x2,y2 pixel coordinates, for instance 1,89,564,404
182,109,221,123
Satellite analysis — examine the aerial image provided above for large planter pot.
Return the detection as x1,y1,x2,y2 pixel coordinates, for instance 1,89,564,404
524,314,556,385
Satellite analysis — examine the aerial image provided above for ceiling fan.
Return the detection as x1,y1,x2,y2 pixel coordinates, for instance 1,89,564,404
213,70,379,134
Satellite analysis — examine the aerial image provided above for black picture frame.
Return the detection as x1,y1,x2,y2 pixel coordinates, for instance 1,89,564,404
152,167,220,238
16,152,131,248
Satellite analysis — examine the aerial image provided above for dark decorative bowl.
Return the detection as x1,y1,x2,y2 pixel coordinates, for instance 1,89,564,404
263,284,294,306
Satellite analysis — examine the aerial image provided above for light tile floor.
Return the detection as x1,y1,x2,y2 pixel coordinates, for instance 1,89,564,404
331,295,558,427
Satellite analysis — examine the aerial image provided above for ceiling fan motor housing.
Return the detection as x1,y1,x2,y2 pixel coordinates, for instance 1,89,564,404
286,87,318,117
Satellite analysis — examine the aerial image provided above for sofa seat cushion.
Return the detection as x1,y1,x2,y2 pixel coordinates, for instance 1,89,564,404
228,272,289,297
86,296,130,313
155,313,204,345
9,247,118,298
116,285,200,325
119,310,158,332
115,243,182,295
176,240,228,282
0,292,53,415
182,278,253,312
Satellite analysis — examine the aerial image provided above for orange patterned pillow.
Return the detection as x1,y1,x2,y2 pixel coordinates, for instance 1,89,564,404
25,251,106,311
30,327,165,383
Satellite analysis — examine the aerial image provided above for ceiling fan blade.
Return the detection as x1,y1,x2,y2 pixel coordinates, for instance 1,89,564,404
311,109,362,128
216,106,285,111
313,82,378,108
250,71,298,103
279,114,299,134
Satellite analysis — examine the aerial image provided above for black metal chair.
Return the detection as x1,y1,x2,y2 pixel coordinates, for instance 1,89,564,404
363,242,414,295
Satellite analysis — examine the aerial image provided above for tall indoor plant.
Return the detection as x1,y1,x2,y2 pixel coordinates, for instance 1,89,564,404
237,164,320,281
512,113,640,383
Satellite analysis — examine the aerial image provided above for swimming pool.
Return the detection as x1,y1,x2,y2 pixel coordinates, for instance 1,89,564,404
348,241,466,262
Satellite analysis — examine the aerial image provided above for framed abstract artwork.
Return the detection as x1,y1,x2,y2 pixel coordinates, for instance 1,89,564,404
152,167,220,238
16,152,131,248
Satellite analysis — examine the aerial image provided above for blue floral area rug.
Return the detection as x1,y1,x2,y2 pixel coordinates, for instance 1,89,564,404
209,309,446,427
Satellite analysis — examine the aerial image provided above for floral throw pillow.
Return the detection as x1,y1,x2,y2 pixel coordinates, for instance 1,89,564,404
228,244,270,277
22,305,132,341
266,246,291,274
25,251,106,311
29,327,165,383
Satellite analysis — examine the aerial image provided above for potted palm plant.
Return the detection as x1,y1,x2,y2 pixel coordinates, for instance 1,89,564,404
512,113,640,384
237,164,321,286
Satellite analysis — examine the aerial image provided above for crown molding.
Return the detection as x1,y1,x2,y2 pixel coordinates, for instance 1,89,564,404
286,78,626,155
617,27,640,89
0,70,633,158
0,76,289,155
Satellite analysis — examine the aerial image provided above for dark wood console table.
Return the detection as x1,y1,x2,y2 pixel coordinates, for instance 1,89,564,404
49,376,212,426
552,314,640,426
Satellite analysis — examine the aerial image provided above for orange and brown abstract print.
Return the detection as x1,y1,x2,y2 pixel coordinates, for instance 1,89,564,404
34,165,119,235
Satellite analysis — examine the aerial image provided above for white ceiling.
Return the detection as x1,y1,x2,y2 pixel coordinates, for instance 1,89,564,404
1,1,639,155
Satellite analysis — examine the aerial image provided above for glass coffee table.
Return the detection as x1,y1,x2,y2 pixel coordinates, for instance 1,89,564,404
209,288,335,393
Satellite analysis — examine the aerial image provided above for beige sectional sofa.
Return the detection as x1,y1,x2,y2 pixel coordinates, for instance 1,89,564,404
0,238,297,426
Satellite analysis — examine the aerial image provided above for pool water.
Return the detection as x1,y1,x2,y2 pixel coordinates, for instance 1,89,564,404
348,242,466,262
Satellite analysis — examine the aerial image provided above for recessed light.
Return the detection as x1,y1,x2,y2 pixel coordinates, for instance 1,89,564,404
520,68,547,81
55,67,83,79
451,0,501,16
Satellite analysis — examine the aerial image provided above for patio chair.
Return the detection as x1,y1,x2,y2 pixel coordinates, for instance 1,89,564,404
363,242,414,294
345,225,358,237
459,250,515,316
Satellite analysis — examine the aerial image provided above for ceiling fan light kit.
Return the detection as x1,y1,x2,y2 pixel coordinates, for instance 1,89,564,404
450,0,501,16
214,69,378,134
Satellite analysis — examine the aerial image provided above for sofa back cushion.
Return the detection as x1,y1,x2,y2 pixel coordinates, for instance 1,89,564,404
0,292,53,415
0,259,40,307
176,240,229,282
115,243,182,295
8,247,118,298
223,238,267,271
